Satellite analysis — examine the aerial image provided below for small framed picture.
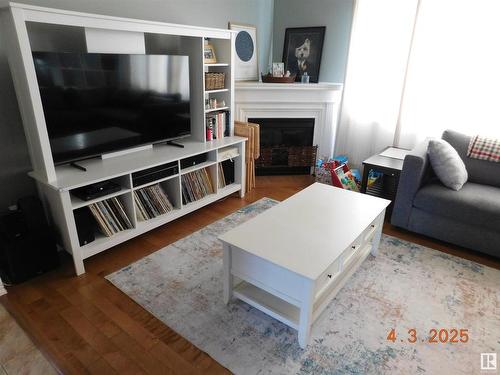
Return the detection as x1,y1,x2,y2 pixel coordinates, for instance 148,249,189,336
272,62,284,77
204,44,217,64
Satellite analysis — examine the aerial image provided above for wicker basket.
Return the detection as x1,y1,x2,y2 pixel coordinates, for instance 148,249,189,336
261,73,297,83
205,72,225,90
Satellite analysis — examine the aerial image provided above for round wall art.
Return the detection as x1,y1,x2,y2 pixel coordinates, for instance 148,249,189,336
235,31,254,62
229,23,258,81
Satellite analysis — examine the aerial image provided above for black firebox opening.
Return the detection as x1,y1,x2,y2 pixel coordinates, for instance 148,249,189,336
248,118,315,175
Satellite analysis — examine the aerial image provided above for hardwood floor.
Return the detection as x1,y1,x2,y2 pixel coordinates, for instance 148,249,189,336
0,176,498,374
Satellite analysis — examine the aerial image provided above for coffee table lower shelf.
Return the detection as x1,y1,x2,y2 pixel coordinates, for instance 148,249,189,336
230,243,373,344
233,281,300,330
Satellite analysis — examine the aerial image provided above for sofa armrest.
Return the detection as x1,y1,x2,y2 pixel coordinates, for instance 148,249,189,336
391,140,431,228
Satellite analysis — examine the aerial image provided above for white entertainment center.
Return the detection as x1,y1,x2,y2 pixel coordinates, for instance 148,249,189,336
0,2,245,275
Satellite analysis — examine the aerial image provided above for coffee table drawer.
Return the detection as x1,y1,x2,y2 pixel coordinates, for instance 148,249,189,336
363,221,379,243
341,220,379,268
314,258,341,297
314,218,380,297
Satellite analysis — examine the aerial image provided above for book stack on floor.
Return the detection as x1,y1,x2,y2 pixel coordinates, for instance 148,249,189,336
206,110,229,141
218,160,235,189
134,184,174,221
88,197,133,237
181,168,215,204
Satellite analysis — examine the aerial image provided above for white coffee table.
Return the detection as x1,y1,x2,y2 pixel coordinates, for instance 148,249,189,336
219,183,390,348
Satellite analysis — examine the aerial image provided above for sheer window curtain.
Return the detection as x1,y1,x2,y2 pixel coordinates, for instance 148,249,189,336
396,0,500,148
335,0,419,167
337,0,500,167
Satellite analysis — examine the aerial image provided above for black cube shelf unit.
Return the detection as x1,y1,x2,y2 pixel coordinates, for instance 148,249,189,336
360,147,406,216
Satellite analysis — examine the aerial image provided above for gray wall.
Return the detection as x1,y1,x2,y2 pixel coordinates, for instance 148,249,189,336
272,0,354,83
0,0,274,208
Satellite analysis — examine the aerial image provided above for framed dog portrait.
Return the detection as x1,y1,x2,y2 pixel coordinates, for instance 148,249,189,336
282,27,326,83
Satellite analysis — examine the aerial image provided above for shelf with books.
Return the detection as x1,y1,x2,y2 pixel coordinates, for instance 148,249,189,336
205,109,230,142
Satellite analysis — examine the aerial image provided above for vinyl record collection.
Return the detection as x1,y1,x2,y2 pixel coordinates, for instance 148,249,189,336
181,168,215,204
134,184,174,221
88,197,133,237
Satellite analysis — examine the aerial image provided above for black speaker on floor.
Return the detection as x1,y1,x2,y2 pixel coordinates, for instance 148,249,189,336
0,196,59,284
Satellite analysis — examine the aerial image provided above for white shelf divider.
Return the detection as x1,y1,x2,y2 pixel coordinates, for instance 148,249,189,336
132,173,179,190
71,188,131,210
180,160,217,175
204,63,229,67
205,88,229,94
205,106,229,113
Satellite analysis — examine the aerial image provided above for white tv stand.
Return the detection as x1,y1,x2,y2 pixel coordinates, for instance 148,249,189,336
33,137,245,275
1,3,244,274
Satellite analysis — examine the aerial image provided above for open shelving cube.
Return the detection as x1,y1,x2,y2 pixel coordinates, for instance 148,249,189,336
73,191,135,246
181,165,217,205
133,178,180,222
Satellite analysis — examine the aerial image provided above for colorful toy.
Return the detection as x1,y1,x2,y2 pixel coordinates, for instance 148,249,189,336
315,156,359,192
367,170,383,187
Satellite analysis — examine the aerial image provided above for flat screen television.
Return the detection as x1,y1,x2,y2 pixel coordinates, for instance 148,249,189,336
32,52,191,165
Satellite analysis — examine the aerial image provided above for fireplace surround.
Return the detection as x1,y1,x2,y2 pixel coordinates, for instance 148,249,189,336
235,82,343,171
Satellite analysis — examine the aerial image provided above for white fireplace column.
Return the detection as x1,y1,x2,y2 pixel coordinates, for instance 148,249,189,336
234,82,343,159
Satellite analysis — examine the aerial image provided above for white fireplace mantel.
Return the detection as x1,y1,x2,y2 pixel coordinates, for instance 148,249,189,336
235,82,343,159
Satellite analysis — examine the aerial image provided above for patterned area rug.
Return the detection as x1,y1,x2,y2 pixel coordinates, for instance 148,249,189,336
107,198,499,375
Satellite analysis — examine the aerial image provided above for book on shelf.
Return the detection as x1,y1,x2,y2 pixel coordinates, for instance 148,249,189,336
181,167,215,204
134,184,174,221
206,110,230,141
218,159,235,189
88,197,133,237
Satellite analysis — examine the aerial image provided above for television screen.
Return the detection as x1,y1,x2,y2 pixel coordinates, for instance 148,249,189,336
32,52,191,165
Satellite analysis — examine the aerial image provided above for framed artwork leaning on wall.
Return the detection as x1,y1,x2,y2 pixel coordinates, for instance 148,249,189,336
282,26,326,83
229,22,259,81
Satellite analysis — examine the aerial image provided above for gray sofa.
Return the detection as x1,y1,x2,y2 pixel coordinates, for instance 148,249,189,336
391,130,500,257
